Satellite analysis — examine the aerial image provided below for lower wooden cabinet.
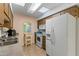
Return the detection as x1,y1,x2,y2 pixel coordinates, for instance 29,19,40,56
23,33,32,47
3,20,11,28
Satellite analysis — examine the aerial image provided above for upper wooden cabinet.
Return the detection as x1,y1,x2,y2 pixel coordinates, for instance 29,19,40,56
8,4,13,20
0,3,4,11
0,3,4,25
4,3,13,20
0,3,13,28
4,3,13,28
4,4,9,18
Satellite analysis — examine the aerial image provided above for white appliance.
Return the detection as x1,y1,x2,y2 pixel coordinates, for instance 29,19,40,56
36,32,43,48
46,13,76,56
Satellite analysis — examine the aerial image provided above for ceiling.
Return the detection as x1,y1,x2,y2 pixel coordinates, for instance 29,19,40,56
12,3,77,20
11,3,63,19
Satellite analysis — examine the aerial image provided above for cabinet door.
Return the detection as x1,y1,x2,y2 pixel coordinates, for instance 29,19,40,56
8,4,13,28
8,4,13,20
4,3,10,24
4,3,13,28
4,3,9,17
3,20,11,28
0,3,4,25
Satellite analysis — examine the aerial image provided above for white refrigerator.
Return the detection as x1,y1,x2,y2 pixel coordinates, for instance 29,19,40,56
46,13,76,56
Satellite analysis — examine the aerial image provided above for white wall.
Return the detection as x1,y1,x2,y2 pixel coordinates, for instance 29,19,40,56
13,14,37,46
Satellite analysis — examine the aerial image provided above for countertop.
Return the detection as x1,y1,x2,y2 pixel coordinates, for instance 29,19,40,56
0,36,18,46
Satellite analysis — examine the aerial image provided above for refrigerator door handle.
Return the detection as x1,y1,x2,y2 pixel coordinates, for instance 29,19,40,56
46,34,51,37
47,38,51,40
51,27,56,46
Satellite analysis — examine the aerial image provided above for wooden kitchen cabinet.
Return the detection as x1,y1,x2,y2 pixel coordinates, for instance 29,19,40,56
3,3,13,28
4,3,9,18
4,4,11,22
8,4,13,20
3,21,11,28
0,3,13,28
0,3,4,25
8,4,13,28
23,33,32,47
4,3,13,20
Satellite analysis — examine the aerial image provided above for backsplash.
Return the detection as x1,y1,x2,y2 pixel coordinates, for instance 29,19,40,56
0,27,9,38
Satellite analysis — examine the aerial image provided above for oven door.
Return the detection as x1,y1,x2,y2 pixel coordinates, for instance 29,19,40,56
36,33,42,48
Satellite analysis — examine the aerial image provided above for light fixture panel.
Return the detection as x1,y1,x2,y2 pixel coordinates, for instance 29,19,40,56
38,7,49,13
28,3,42,13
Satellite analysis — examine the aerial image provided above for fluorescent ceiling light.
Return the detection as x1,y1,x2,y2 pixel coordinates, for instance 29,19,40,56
15,3,25,6
38,7,49,13
28,3,42,13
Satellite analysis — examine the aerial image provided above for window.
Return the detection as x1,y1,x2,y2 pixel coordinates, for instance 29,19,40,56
23,22,31,32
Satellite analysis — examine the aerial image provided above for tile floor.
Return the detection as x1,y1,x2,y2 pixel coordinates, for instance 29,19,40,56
23,44,46,56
